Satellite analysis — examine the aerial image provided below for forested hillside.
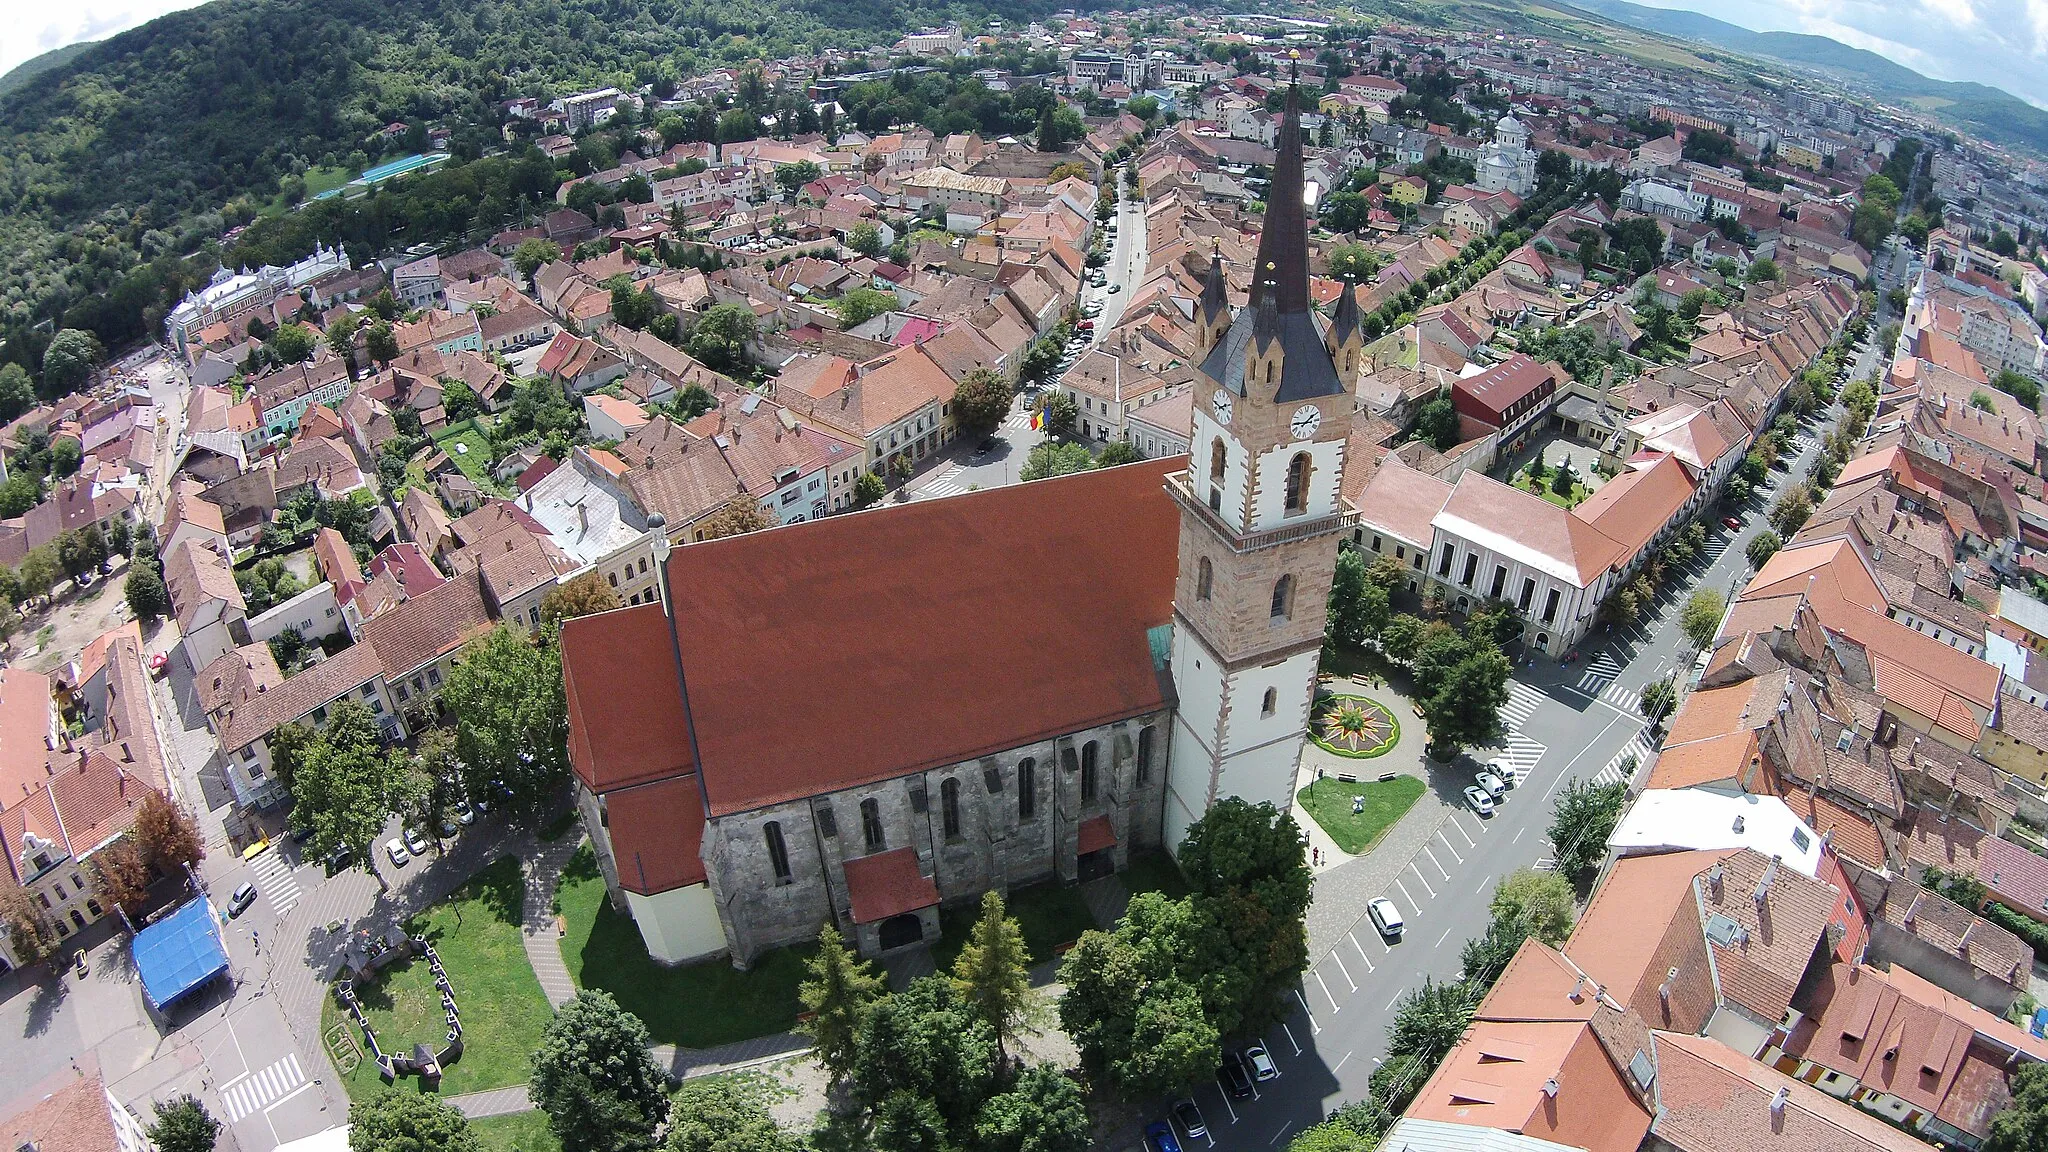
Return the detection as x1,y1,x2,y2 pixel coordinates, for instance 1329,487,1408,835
0,0,1068,383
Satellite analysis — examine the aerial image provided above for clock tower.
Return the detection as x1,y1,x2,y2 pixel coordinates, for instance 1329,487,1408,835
1163,77,1352,849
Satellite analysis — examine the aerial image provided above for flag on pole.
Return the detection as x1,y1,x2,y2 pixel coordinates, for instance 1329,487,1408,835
1030,407,1045,431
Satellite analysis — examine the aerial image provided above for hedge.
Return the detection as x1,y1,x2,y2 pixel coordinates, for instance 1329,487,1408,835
1982,900,2048,962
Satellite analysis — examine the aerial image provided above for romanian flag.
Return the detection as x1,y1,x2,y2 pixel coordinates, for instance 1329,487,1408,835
1030,407,1045,431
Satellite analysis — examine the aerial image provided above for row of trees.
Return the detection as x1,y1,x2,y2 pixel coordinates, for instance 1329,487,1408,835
1324,552,1513,756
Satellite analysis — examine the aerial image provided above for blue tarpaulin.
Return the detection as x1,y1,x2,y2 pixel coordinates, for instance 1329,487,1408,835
133,899,228,1010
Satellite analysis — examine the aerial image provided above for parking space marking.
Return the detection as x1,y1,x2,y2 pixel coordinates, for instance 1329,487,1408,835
1293,991,1322,1034
1448,817,1476,848
1436,830,1464,864
1407,864,1437,898
1269,1122,1293,1146
1394,878,1418,912
1330,950,1356,991
1437,927,1455,947
1281,1022,1302,1054
1422,845,1450,879
1216,1082,1239,1125
1349,932,1375,972
1314,970,1341,1012
1333,1051,1351,1072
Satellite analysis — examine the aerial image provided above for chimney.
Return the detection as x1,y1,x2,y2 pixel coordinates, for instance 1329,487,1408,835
1770,1086,1790,1115
1541,1078,1559,1098
1754,859,1779,908
578,504,588,534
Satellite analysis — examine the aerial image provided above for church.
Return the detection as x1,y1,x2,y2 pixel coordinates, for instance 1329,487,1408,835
558,83,1357,966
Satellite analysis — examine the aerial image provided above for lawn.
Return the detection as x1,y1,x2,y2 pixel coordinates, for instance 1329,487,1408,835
554,847,812,1048
433,420,501,489
470,1111,560,1152
321,856,553,1100
1121,850,1190,900
1296,775,1426,855
1515,474,1590,508
930,880,1099,972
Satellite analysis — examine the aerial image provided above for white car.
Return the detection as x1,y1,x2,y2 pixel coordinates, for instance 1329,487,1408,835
1464,786,1497,816
1368,897,1404,939
1475,771,1508,799
1484,757,1516,788
404,827,431,856
1246,1043,1280,1082
384,838,411,867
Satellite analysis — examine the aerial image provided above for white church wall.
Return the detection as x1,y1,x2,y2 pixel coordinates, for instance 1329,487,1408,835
625,884,726,966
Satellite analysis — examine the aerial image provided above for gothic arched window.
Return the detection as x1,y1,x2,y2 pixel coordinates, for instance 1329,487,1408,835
1197,557,1213,600
1271,574,1294,621
1284,452,1311,514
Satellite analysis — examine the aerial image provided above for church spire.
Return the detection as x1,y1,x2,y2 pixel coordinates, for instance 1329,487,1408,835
1250,64,1310,317
1200,245,1230,323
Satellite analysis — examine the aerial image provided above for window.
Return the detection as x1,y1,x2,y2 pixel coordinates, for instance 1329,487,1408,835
1284,452,1311,514
1543,588,1561,624
1081,742,1099,802
1270,575,1294,621
941,778,961,839
765,822,792,882
1372,535,1383,552
1197,557,1213,600
815,803,838,838
639,558,649,574
861,798,885,852
609,572,619,587
1438,543,1455,577
1018,758,1037,820
427,668,441,687
1209,438,1227,486
395,684,411,702
1137,726,1154,784
1461,554,1478,588
1262,687,1277,717
1490,565,1507,599
1519,577,1536,611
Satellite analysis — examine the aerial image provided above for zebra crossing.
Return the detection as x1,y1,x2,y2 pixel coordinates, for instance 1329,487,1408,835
247,844,301,919
1003,410,1033,430
1503,682,1544,728
219,1053,305,1122
917,465,970,499
1574,650,1625,693
1699,535,1730,563
1591,678,1644,715
1590,730,1656,788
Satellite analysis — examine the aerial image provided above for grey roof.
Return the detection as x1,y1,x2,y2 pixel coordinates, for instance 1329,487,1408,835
1998,589,2048,639
1198,301,1345,403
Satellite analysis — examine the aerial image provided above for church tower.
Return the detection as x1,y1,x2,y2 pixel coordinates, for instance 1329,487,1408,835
1163,75,1351,850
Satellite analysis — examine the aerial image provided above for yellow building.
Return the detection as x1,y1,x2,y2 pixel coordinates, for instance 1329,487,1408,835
1979,700,2048,787
1779,143,1823,171
1384,175,1426,206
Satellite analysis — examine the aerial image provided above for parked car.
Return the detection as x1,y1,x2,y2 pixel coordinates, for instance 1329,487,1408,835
1246,1043,1280,1082
1146,1122,1183,1152
1721,515,1743,530
1464,786,1497,816
1475,771,1507,800
228,882,258,918
1172,1099,1207,1140
1368,897,1404,939
454,800,476,826
1108,283,1122,293
403,827,431,856
74,950,89,978
1219,1051,1253,1097
1484,757,1516,788
385,838,411,867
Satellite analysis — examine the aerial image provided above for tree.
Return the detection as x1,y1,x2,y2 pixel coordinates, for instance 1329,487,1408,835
0,362,33,422
1986,1062,2048,1152
799,925,886,1084
48,436,82,478
539,571,624,630
1096,441,1141,467
40,328,104,396
1326,243,1383,282
851,975,999,1132
952,369,1013,436
663,1077,800,1152
1058,895,1222,1099
1639,677,1677,723
0,884,57,964
134,790,204,873
1179,798,1314,1037
1994,368,2041,413
270,323,316,364
1489,868,1575,948
1769,485,1812,537
1379,613,1426,663
953,890,1041,1065
1680,589,1725,651
1038,391,1077,438
288,702,397,886
1326,548,1386,650
92,838,154,917
326,312,360,368
689,303,758,373
975,1064,1092,1152
1746,529,1781,568
1412,394,1459,451
774,161,824,198
349,1090,480,1152
1424,643,1510,754
835,287,899,329
1461,915,1530,988
698,496,777,540
610,282,659,331
0,474,38,519
532,991,670,1152
847,222,883,258
1287,1123,1380,1152
853,471,887,509
1388,977,1477,1062
1020,442,1094,481
126,551,169,621
15,545,58,603
364,320,399,365
515,238,563,289
1548,780,1627,896
442,626,568,822
149,1095,221,1152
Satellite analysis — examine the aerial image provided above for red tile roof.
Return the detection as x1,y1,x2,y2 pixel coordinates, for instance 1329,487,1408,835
606,775,708,895
843,847,940,924
1078,815,1117,856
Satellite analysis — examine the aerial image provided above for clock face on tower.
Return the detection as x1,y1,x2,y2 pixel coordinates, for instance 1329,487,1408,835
1212,389,1234,426
1290,405,1322,440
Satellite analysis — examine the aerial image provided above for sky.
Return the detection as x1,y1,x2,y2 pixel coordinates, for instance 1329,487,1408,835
1620,0,2048,108
0,0,208,79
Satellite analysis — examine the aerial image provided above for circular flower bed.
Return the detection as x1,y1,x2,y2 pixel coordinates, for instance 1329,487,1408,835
1311,695,1400,759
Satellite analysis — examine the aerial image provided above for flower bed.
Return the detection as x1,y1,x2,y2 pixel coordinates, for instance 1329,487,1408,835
1311,695,1400,758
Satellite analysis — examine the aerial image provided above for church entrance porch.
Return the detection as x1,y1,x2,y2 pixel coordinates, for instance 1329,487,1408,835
842,846,942,958
1076,814,1121,882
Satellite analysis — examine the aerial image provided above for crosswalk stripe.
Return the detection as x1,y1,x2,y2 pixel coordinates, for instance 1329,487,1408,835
1591,732,1654,788
248,846,301,916
222,1054,303,1121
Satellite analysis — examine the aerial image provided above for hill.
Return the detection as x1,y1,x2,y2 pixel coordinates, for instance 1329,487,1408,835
0,42,99,97
1555,0,2048,152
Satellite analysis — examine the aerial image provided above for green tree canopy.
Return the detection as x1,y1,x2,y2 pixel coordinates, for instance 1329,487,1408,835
975,1064,1091,1152
799,924,886,1083
349,1090,480,1152
441,625,568,823
1489,868,1576,948
851,975,999,1135
952,890,1041,1063
835,287,899,329
148,1095,221,1152
662,1076,801,1152
1680,588,1725,651
1020,441,1093,481
1177,797,1315,1037
286,701,398,888
41,328,104,396
847,222,884,257
532,991,670,1152
1548,779,1628,896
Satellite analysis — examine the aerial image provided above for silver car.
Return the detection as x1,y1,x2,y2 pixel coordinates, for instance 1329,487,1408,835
1369,897,1404,939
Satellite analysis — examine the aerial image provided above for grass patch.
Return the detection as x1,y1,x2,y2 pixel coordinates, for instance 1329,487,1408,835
1121,850,1189,900
1319,644,1396,683
432,419,504,491
554,847,811,1047
470,1111,560,1152
1311,695,1400,759
1516,474,1590,508
931,880,1098,973
322,856,553,1100
1296,776,1426,855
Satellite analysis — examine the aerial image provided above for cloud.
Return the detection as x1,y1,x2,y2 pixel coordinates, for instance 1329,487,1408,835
0,0,209,78
1612,0,2048,108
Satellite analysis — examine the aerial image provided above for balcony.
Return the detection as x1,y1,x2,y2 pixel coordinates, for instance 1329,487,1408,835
1165,471,1352,554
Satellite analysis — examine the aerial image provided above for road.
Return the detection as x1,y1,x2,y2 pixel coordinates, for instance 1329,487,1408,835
1134,385,1852,1149
1089,189,1150,342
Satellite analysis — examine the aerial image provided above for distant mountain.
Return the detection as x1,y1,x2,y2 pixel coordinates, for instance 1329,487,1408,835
1554,0,2048,153
0,41,99,97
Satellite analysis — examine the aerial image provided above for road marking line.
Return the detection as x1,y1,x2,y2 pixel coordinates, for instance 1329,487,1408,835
1408,863,1437,898
1216,1081,1239,1124
1270,1123,1293,1146
1477,877,1492,895
1545,712,1628,798
1450,817,1476,847
1293,990,1322,1033
264,1081,315,1114
1436,831,1464,864
1422,844,1450,879
1334,1051,1352,1072
1513,827,1525,844
1437,927,1454,947
1330,950,1357,991
1350,932,1375,972
1281,1023,1302,1054
1394,877,1418,911
1314,969,1341,1012
1386,992,1403,1010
